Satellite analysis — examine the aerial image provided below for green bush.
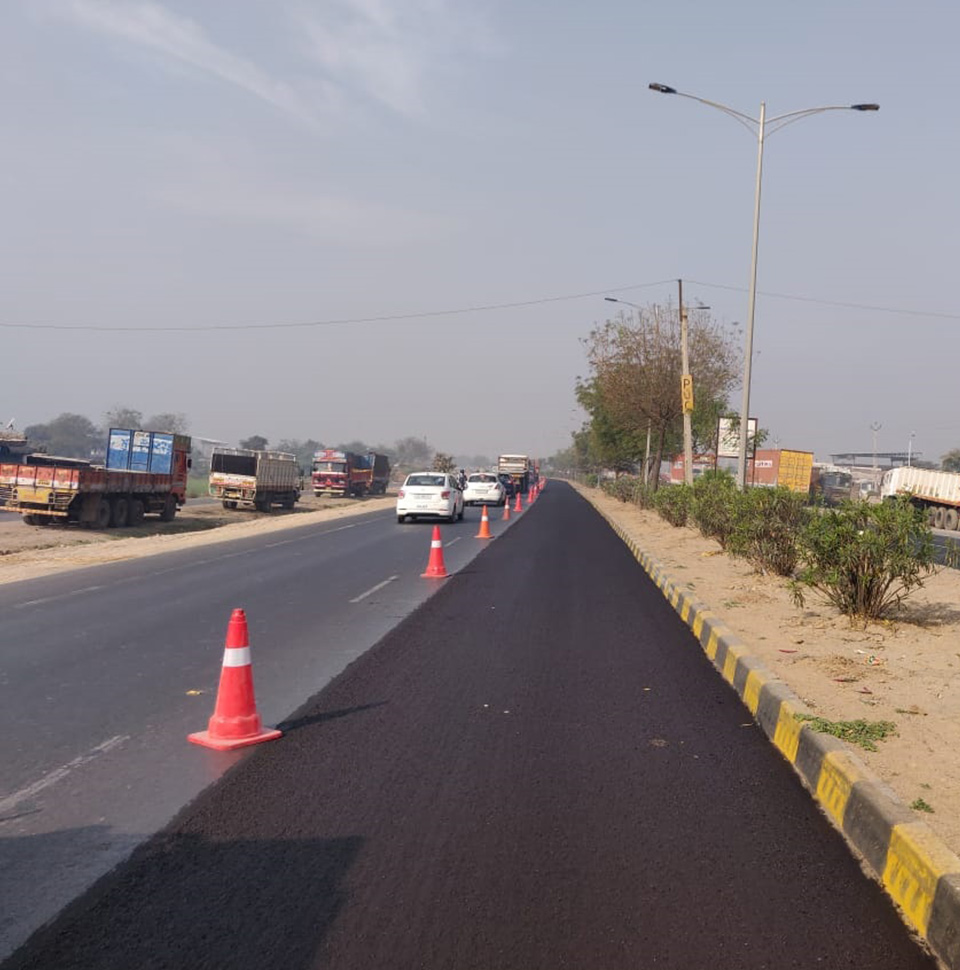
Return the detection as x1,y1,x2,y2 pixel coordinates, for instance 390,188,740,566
654,484,692,527
728,487,810,576
791,497,935,620
690,469,739,548
601,475,657,509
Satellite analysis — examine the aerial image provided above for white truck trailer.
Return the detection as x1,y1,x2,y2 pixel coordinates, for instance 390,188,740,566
209,448,301,512
881,466,960,531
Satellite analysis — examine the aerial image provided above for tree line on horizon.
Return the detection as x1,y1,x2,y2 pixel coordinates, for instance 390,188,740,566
11,409,492,474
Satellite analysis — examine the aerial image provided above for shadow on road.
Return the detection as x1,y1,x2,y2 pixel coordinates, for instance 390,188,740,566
2,828,363,970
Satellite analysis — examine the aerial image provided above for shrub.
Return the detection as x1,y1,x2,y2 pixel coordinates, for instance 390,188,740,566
791,497,935,620
654,484,692,527
690,469,739,548
728,487,810,576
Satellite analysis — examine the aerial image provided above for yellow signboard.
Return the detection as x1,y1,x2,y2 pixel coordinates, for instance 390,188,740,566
778,449,814,493
680,374,694,414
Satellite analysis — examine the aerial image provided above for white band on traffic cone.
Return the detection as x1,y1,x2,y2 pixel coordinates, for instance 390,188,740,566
222,646,252,667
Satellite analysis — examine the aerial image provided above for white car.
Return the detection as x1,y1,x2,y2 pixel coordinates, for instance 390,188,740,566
397,472,465,523
463,472,506,507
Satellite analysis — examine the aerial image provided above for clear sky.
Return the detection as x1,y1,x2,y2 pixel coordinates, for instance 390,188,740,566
2,0,957,465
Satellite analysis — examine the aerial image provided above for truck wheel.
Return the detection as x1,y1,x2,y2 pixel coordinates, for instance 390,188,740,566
398,515,405,524
159,495,177,522
255,498,270,513
94,499,112,529
945,508,959,531
128,499,145,526
110,497,129,528
934,506,946,529
22,513,38,526
222,500,238,510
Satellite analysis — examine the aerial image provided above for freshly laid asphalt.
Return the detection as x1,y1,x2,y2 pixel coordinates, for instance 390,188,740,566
2,483,938,969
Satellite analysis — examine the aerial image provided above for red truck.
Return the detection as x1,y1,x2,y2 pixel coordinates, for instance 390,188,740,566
311,449,374,497
0,428,191,528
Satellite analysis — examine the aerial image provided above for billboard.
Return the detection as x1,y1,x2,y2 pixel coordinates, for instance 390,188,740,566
717,417,758,459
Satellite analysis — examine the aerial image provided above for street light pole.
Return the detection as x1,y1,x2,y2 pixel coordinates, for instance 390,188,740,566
649,83,879,489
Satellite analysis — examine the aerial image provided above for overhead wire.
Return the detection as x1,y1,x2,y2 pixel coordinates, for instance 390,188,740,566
0,277,957,332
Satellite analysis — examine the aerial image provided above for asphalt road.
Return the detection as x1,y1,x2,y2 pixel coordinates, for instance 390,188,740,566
1,484,937,969
0,502,514,960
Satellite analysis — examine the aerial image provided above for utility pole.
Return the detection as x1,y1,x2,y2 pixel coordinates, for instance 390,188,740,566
679,279,694,486
870,422,882,474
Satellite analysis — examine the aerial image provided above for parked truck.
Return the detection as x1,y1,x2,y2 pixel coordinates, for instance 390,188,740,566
0,428,191,527
881,466,960,531
311,449,374,497
366,452,392,495
498,454,531,494
209,448,301,512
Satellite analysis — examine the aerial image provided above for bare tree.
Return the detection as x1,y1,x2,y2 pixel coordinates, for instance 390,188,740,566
145,412,189,434
104,406,143,430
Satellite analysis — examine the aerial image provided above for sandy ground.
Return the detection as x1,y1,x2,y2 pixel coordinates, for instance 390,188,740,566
576,485,960,862
3,485,959,861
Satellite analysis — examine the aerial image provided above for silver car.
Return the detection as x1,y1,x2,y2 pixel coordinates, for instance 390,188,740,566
463,472,506,507
397,472,465,523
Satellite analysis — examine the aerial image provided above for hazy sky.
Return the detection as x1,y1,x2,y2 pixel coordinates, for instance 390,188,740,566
2,1,957,464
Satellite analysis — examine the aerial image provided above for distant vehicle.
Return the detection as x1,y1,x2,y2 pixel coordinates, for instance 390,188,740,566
881,466,960,531
0,428,191,527
312,449,373,498
365,452,392,495
498,454,531,494
209,448,301,512
463,472,506,507
810,468,853,506
497,473,517,499
396,472,464,524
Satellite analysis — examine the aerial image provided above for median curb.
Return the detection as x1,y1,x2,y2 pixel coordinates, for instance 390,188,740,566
584,492,960,969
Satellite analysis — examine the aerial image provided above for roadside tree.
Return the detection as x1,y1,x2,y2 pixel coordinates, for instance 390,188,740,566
580,302,740,487
24,413,100,459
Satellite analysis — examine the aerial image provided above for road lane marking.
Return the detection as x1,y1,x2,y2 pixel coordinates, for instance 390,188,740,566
445,537,462,547
350,575,399,603
0,735,129,819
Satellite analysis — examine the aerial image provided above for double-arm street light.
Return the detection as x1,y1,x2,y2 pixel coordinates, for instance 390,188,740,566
648,83,879,489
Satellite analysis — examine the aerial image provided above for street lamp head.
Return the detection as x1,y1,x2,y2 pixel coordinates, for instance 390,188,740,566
649,83,677,95
851,103,880,111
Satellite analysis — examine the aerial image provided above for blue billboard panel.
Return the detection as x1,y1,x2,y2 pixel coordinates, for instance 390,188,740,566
106,429,132,470
130,431,152,472
149,434,174,474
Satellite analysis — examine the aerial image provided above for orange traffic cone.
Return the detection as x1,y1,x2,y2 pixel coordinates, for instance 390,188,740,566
513,492,523,513
421,525,449,578
188,609,282,751
502,499,511,521
475,505,493,539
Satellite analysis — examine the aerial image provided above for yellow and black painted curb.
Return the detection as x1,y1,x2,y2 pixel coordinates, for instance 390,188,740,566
588,497,960,969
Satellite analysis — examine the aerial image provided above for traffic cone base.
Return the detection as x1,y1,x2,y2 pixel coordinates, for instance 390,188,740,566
421,525,449,578
475,505,493,539
188,724,282,752
188,608,282,751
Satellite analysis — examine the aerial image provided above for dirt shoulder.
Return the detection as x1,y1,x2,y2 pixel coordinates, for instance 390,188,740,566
0,495,396,585
576,484,960,862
